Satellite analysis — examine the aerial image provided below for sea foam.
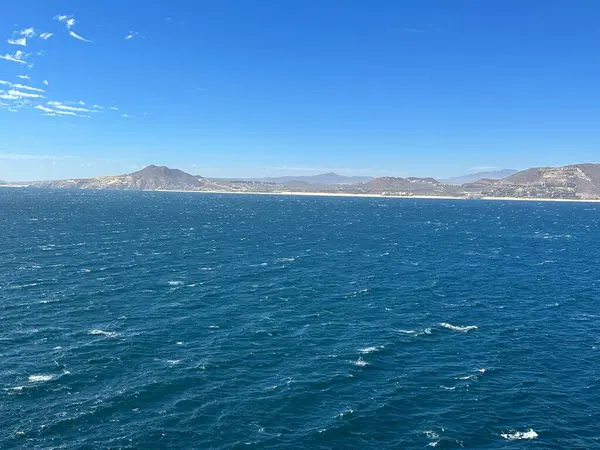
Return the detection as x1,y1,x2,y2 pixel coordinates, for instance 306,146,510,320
439,322,478,332
88,329,120,338
28,374,55,383
500,429,538,440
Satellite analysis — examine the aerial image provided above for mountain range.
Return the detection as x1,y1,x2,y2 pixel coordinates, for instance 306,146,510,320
441,169,518,185
17,163,600,200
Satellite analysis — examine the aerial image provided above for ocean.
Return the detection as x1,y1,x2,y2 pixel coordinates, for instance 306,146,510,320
1,189,599,449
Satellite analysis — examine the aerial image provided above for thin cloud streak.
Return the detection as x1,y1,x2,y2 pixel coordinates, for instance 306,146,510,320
11,83,45,93
48,101,93,112
3,89,44,99
68,30,93,43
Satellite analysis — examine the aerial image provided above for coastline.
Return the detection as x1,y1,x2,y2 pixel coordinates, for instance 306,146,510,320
160,189,600,203
4,185,600,202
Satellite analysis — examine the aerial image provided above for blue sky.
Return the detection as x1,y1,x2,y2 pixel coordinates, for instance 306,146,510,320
1,0,600,181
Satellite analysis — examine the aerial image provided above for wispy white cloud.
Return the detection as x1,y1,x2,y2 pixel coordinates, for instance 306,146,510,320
2,89,44,99
17,74,31,80
8,37,27,46
48,101,93,112
42,80,49,86
35,105,56,113
19,28,36,38
0,50,30,65
0,152,65,160
0,80,10,85
55,14,93,43
68,30,93,43
124,31,144,40
121,114,131,118
109,106,119,110
35,104,88,118
39,32,53,40
11,83,45,93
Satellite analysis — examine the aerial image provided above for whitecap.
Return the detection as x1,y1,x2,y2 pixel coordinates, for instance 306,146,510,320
440,385,456,390
353,357,368,367
167,280,183,286
477,368,487,373
277,257,296,262
500,429,538,440
176,341,184,345
397,329,417,334
88,329,120,338
28,374,55,383
166,359,181,365
359,346,382,354
439,322,478,332
424,430,440,446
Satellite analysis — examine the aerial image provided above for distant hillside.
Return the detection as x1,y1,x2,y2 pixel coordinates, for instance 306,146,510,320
252,172,373,186
358,176,450,195
442,169,518,185
35,165,209,191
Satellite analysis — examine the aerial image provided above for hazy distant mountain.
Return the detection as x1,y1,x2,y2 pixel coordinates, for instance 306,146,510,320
442,169,518,185
251,172,373,185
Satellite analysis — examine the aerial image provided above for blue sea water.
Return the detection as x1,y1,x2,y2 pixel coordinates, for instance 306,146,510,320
1,189,599,449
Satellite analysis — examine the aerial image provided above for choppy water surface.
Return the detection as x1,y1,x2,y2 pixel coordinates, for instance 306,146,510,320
1,189,599,448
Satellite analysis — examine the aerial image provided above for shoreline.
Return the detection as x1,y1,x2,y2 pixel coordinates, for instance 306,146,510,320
3,185,600,203
160,189,600,203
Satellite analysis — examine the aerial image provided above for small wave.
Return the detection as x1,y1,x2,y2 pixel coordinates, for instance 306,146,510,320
440,385,456,390
88,329,120,338
359,346,382,354
424,430,440,447
277,257,296,262
166,359,181,365
397,329,417,334
439,322,478,332
335,408,353,418
7,385,25,391
28,374,55,383
167,280,183,286
353,357,368,367
458,375,476,380
500,429,538,440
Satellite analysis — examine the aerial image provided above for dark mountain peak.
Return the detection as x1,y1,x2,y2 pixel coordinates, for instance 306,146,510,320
126,165,203,190
132,165,179,176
